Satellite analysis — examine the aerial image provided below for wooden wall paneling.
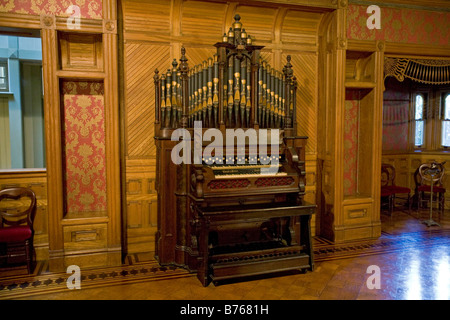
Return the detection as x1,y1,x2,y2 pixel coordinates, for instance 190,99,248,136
285,53,318,154
185,47,217,69
104,12,123,267
42,26,66,270
0,0,123,270
59,33,104,72
125,159,158,253
313,9,332,239
370,45,385,234
233,5,278,44
181,0,228,40
281,9,322,48
120,0,330,253
124,43,171,158
331,6,347,243
314,0,384,243
122,0,172,36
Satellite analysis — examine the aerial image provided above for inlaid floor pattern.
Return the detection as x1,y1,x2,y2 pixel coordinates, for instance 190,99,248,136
1,209,449,300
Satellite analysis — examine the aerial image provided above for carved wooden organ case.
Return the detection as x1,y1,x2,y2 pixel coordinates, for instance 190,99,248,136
153,15,315,286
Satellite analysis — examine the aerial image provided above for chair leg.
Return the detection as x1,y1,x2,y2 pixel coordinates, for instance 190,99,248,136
391,195,395,217
25,240,33,274
407,193,412,215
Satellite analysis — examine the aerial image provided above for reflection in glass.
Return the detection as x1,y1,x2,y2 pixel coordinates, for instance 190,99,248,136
442,94,450,147
0,34,44,169
414,94,424,147
415,121,424,146
415,94,423,119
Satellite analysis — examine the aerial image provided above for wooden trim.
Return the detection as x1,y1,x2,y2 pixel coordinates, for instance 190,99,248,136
0,13,103,32
187,0,337,11
349,0,450,12
0,169,46,180
56,70,106,80
348,39,450,59
0,13,41,29
385,42,450,58
41,28,64,260
103,0,122,250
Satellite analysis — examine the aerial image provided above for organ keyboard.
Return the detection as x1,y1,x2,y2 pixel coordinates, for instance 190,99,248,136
153,14,315,286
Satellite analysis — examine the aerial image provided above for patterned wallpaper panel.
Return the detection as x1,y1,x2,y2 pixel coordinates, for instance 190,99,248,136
344,90,360,197
61,80,107,214
347,4,450,46
0,0,102,19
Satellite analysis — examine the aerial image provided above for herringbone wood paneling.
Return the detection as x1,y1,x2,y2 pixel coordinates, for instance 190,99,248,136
124,43,171,158
184,47,217,68
285,53,318,155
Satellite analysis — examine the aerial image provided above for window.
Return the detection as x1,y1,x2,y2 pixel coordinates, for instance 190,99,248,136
0,33,44,169
0,60,8,92
441,93,450,147
414,93,425,147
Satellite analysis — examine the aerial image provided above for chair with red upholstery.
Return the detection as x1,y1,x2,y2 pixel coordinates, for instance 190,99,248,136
381,163,411,215
0,187,37,273
414,162,446,218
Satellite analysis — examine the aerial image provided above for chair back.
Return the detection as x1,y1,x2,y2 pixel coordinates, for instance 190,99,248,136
381,163,396,187
0,187,37,231
415,162,445,188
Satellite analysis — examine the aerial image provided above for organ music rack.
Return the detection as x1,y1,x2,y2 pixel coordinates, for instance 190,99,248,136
153,14,315,286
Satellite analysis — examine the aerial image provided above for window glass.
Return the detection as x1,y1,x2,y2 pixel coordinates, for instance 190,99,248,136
0,34,45,169
415,121,424,146
415,95,423,119
414,94,424,147
0,61,8,91
441,93,450,147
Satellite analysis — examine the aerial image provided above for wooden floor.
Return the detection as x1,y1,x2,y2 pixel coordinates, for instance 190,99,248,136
1,208,449,301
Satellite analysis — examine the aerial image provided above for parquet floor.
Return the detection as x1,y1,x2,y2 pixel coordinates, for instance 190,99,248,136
1,208,449,301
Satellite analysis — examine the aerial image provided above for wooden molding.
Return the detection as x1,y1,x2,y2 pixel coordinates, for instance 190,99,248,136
103,19,117,34
40,14,56,29
376,40,385,52
349,0,450,11
55,16,103,33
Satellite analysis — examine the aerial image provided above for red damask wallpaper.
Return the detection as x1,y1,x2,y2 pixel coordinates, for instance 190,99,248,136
344,90,360,197
0,0,102,19
347,4,450,46
61,80,107,214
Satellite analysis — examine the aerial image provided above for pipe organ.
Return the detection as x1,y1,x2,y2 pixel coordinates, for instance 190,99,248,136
153,15,315,286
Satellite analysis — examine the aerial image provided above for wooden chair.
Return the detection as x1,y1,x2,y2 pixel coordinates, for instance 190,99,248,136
0,187,37,273
414,162,446,218
381,163,411,215
380,188,394,217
